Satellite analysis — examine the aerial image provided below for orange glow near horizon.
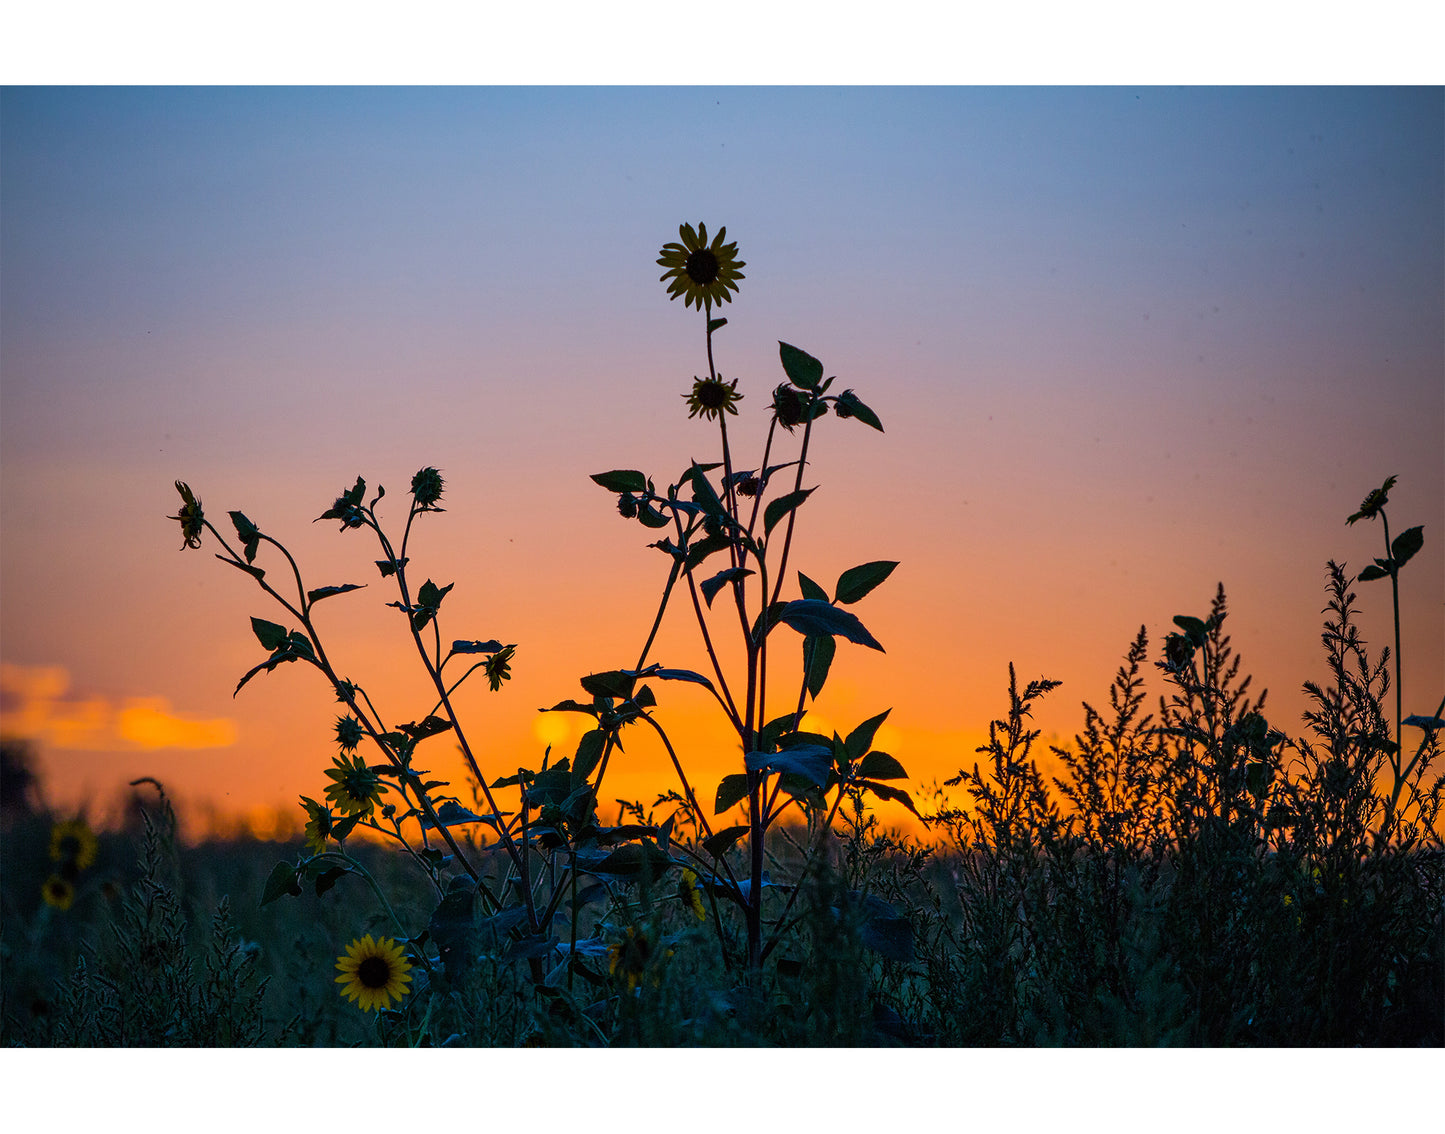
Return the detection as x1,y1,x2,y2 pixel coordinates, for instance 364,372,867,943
2,88,1441,847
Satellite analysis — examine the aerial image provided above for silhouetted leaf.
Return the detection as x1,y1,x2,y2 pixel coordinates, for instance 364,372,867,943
701,566,754,607
834,389,883,432
715,773,750,814
845,710,892,761
228,511,262,563
798,571,829,603
308,584,364,603
251,617,289,652
260,862,301,906
1391,525,1424,569
450,639,504,655
860,780,920,817
779,341,823,390
745,745,832,787
591,470,647,494
764,488,815,536
777,600,884,652
702,825,749,858
580,670,636,700
857,750,908,781
1357,564,1391,582
835,561,898,605
803,633,835,700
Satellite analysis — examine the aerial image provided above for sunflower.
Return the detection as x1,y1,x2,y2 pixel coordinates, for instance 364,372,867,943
169,481,205,550
50,819,98,871
42,875,75,911
608,926,653,992
300,796,334,855
657,222,745,310
335,934,413,1012
678,868,706,921
683,374,743,422
323,752,386,817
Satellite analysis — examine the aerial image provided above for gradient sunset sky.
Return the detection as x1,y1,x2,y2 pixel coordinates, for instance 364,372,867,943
2,86,1441,838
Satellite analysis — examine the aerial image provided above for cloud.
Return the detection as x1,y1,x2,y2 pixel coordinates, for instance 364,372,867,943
0,662,236,751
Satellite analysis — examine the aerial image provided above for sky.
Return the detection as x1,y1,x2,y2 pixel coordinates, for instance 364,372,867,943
2,85,1442,840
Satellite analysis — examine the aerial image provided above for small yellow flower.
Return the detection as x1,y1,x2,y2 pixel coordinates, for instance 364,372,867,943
49,819,98,871
334,934,413,1012
657,222,746,311
683,374,743,422
42,875,75,911
678,869,706,921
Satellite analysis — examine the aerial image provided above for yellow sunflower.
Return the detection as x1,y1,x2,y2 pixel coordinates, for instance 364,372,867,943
42,874,75,911
683,374,743,422
678,868,706,921
657,222,745,310
608,926,653,992
50,819,98,871
323,752,386,817
300,796,333,855
334,934,413,1012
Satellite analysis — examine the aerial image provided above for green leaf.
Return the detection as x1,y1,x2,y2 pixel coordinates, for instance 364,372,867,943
857,750,908,781
637,504,671,528
571,729,607,782
845,710,892,762
313,866,350,897
702,825,749,858
250,617,289,652
834,389,884,432
579,670,636,700
715,773,750,814
777,599,884,652
591,469,648,494
307,584,364,603
745,745,833,787
859,780,920,817
450,639,505,655
688,461,727,518
798,572,829,603
684,532,733,572
260,862,302,906
763,488,815,536
779,342,823,390
420,801,499,830
701,566,754,607
1391,525,1424,569
803,633,835,700
579,842,673,882
835,561,898,605
228,511,262,564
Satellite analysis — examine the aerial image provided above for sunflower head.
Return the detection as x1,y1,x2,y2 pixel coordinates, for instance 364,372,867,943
485,644,516,692
49,819,99,871
169,481,205,550
410,466,445,509
335,934,413,1012
300,796,334,854
657,222,745,311
608,926,654,992
683,374,743,422
678,869,706,922
1346,475,1397,525
323,752,386,817
42,875,75,911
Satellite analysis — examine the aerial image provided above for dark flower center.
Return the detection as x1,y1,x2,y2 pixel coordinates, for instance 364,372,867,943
358,956,392,989
58,835,80,859
697,379,729,408
685,248,720,285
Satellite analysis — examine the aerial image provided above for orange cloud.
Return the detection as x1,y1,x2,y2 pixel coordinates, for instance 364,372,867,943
0,662,236,751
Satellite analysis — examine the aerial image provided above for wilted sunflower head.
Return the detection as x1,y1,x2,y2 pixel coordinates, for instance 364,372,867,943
1346,475,1397,525
323,752,386,817
170,481,205,550
658,222,745,311
683,374,743,422
335,934,413,1013
410,467,445,509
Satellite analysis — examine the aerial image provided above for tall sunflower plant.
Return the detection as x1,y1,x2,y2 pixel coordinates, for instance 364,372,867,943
575,221,917,970
166,222,911,1030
